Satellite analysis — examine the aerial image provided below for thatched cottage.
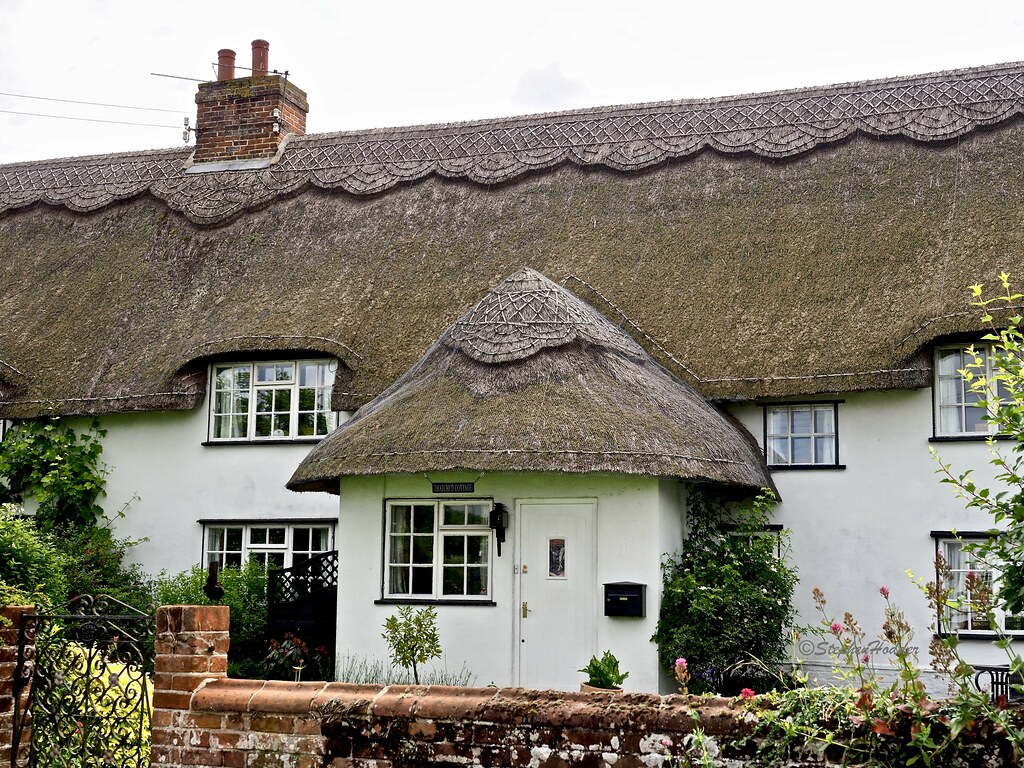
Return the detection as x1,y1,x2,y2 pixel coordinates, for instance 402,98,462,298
3,41,1023,691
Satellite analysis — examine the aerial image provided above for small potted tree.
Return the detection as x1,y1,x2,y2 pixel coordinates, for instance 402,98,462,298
578,650,628,692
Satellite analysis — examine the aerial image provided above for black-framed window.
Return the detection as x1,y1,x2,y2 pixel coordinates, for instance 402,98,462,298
762,402,842,468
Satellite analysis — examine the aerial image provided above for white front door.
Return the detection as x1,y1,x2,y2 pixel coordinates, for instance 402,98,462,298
516,499,597,690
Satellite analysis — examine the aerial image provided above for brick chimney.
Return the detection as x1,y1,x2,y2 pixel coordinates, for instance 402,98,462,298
191,40,308,167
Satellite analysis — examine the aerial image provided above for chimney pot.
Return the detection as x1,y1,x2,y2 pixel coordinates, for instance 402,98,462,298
251,40,269,76
217,49,236,81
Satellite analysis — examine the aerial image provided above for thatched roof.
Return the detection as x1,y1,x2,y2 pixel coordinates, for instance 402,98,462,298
288,268,771,491
3,62,1024,418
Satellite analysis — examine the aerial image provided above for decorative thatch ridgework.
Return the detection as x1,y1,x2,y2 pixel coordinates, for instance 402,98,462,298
4,63,1024,418
1,62,1024,225
288,269,771,491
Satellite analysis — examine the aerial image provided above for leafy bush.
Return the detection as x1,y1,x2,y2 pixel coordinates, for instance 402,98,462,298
53,525,151,611
264,632,334,682
578,650,628,689
653,489,797,694
151,561,268,678
0,506,68,610
382,605,441,685
0,417,108,529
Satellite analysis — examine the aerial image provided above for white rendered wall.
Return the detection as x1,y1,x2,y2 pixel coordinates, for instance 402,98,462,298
727,387,1014,686
335,472,686,693
68,408,341,577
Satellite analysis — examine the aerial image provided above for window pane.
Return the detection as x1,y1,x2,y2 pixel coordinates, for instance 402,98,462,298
274,388,291,411
267,552,285,569
813,407,834,433
226,528,243,550
443,536,465,564
815,436,835,465
442,567,463,595
937,350,963,376
298,413,314,436
391,506,411,533
467,567,485,596
207,528,226,551
225,552,242,567
269,528,286,545
411,567,433,594
938,377,962,405
939,406,963,434
293,528,309,552
311,528,329,550
389,567,409,594
767,407,788,435
250,528,267,545
964,405,988,433
790,408,811,434
466,504,490,526
298,388,315,410
443,504,465,526
466,536,488,564
256,364,276,383
273,414,290,436
413,536,434,564
255,414,271,436
791,436,812,464
390,537,410,564
256,390,273,412
299,363,318,387
276,363,294,382
413,505,435,533
768,437,789,465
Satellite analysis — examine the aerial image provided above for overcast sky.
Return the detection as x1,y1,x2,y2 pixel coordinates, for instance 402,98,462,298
2,0,1023,164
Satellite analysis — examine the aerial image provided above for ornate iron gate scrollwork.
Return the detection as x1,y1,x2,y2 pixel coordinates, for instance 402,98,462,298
11,595,154,768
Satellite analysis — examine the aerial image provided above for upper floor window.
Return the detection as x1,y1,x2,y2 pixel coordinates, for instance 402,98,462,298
934,345,1012,437
384,500,492,601
210,360,337,441
763,403,840,468
936,538,1024,634
204,522,334,569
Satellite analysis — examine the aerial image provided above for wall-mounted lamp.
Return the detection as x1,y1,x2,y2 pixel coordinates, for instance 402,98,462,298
490,502,509,557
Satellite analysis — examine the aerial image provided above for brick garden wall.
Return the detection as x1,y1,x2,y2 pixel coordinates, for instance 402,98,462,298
0,606,31,768
3,605,835,767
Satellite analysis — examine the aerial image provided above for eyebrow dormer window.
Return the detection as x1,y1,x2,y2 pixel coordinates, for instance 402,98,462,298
210,360,337,441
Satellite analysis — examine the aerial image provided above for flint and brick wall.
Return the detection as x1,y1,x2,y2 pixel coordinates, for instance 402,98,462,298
0,606,31,768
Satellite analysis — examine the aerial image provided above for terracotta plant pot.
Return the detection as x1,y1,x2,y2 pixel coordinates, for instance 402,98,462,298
580,683,623,693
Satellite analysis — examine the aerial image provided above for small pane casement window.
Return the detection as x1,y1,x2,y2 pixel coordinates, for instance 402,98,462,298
934,537,1024,634
385,500,492,600
210,360,337,441
934,345,1009,437
204,523,333,569
763,403,840,467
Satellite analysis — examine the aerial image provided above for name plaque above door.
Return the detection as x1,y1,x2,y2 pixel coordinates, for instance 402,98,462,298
432,482,475,494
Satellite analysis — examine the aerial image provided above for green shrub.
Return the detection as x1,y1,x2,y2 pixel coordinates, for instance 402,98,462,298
0,506,68,610
653,489,798,694
152,561,268,678
53,525,152,611
382,605,441,685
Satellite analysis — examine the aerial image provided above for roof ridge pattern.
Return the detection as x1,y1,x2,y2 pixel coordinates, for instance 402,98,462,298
2,62,1024,224
446,268,644,363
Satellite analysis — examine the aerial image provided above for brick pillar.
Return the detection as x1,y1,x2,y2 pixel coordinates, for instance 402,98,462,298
0,606,32,768
151,605,230,767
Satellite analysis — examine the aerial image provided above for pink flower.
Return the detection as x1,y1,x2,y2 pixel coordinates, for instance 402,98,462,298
661,738,672,747
675,658,687,671
739,688,756,701
830,621,844,635
879,586,890,598
861,653,870,664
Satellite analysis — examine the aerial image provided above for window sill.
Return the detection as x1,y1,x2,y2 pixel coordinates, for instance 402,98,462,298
928,434,1013,443
202,438,325,446
768,464,846,471
934,631,1024,640
374,598,496,607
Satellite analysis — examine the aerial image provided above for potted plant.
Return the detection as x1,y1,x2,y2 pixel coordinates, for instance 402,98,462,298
578,650,628,692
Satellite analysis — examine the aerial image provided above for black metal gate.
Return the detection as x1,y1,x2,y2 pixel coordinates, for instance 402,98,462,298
11,595,155,768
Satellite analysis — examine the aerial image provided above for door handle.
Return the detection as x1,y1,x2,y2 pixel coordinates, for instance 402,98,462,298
522,601,529,618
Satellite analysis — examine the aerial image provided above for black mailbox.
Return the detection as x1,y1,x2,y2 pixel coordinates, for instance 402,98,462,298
604,582,646,618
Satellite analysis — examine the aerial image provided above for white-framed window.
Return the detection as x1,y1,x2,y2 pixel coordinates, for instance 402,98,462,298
937,538,1024,633
763,403,840,467
204,522,334,569
209,359,337,441
934,345,1010,437
384,500,492,600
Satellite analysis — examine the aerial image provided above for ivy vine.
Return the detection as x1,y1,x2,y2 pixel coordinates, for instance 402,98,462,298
0,416,109,529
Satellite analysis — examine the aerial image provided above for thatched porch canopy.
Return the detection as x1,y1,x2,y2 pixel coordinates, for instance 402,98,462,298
288,269,771,492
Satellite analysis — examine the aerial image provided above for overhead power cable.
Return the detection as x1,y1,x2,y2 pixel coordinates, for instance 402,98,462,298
0,109,181,129
0,91,183,114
